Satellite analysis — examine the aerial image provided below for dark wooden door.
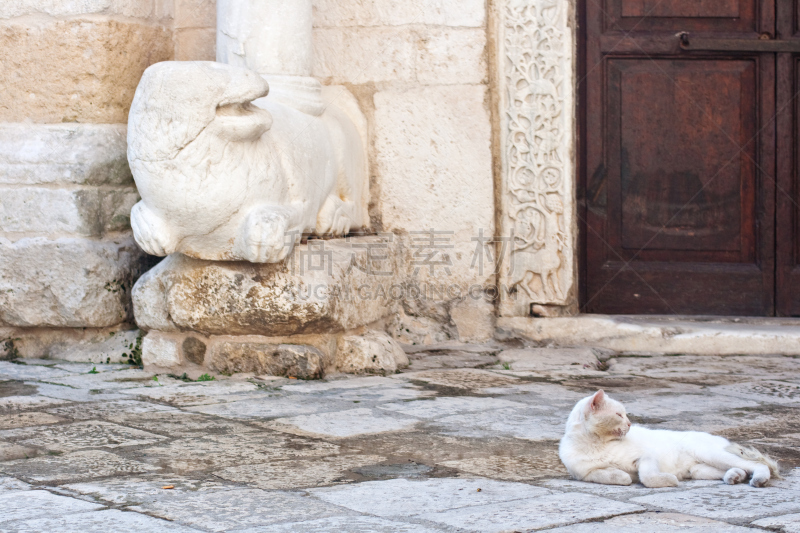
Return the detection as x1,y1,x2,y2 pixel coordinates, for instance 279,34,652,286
776,1,800,315
582,0,781,315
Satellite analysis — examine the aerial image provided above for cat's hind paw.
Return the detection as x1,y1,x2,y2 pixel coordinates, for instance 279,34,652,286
724,468,747,485
750,473,769,487
641,473,679,488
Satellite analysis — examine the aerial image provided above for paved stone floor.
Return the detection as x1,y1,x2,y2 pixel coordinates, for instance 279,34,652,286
1,346,800,532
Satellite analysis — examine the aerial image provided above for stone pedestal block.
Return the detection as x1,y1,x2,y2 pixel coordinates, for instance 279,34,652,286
133,236,402,336
134,236,409,377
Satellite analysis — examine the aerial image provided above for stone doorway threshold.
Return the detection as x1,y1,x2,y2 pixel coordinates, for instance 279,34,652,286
497,315,800,356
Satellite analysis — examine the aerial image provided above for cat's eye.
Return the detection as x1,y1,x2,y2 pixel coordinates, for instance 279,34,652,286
616,413,623,418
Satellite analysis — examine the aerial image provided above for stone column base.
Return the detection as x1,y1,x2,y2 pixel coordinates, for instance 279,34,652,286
133,236,409,378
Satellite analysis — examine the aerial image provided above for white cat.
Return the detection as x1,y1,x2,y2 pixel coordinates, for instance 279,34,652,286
559,390,779,488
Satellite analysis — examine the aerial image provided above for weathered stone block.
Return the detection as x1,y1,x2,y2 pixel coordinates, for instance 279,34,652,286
374,85,494,288
0,326,139,361
0,124,131,186
0,237,147,328
0,19,172,123
313,27,415,83
450,297,495,343
415,28,487,85
336,331,409,375
174,28,216,61
133,236,402,336
174,0,216,29
0,0,154,19
142,332,182,368
182,336,207,365
0,187,138,236
312,0,486,27
208,341,326,379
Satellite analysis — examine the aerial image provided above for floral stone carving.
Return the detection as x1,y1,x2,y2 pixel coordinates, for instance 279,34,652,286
127,61,368,263
498,0,575,314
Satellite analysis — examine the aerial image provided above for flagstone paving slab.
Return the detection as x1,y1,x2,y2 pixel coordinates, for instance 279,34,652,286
547,512,757,532
214,454,386,489
0,420,167,451
107,410,264,437
0,362,76,381
432,409,565,440
119,380,263,406
0,450,159,483
132,432,340,472
0,394,68,411
415,492,644,532
630,472,800,522
393,368,521,390
751,512,800,532
710,381,800,405
308,478,554,517
377,396,525,419
0,442,38,462
0,490,103,523
236,515,447,532
0,411,64,429
1,352,799,531
268,407,419,438
0,476,30,492
439,451,568,480
0,509,203,533
185,396,344,420
45,399,178,420
125,488,354,532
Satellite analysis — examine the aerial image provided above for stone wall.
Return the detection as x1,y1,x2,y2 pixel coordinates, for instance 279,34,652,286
309,0,497,343
0,0,178,359
0,0,501,359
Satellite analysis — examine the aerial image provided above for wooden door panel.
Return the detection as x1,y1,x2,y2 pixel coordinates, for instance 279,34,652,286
621,0,739,19
609,59,756,256
604,0,757,32
582,0,775,316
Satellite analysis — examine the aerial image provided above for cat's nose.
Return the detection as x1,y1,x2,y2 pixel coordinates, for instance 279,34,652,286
626,421,631,427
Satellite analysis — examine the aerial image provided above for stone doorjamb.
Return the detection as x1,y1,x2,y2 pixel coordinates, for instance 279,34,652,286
494,0,578,317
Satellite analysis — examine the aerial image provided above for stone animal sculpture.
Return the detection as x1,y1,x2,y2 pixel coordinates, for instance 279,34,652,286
560,390,780,488
127,61,367,262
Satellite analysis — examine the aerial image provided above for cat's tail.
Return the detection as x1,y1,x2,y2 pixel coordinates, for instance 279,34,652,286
726,444,782,479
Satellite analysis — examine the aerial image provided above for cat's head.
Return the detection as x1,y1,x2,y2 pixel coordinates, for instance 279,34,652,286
568,390,631,439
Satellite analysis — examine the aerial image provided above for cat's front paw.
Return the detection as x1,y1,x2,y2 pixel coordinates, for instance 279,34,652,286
234,207,298,263
724,468,747,485
750,473,769,487
641,473,679,488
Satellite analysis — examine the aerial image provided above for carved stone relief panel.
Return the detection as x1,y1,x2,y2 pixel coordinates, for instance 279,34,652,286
497,0,576,316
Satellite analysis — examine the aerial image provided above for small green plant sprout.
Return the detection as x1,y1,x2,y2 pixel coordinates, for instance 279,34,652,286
501,362,511,370
88,366,99,374
124,333,144,368
152,375,159,382
196,373,215,382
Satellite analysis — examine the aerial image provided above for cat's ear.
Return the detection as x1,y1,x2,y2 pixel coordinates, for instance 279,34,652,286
590,390,605,412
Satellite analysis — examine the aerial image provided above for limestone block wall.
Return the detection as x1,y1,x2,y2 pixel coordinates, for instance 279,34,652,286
0,0,175,359
0,0,500,358
310,0,497,343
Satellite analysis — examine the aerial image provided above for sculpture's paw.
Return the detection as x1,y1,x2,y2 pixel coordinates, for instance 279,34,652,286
330,209,352,236
316,196,354,236
724,468,747,485
131,202,176,256
235,207,297,263
642,473,679,488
